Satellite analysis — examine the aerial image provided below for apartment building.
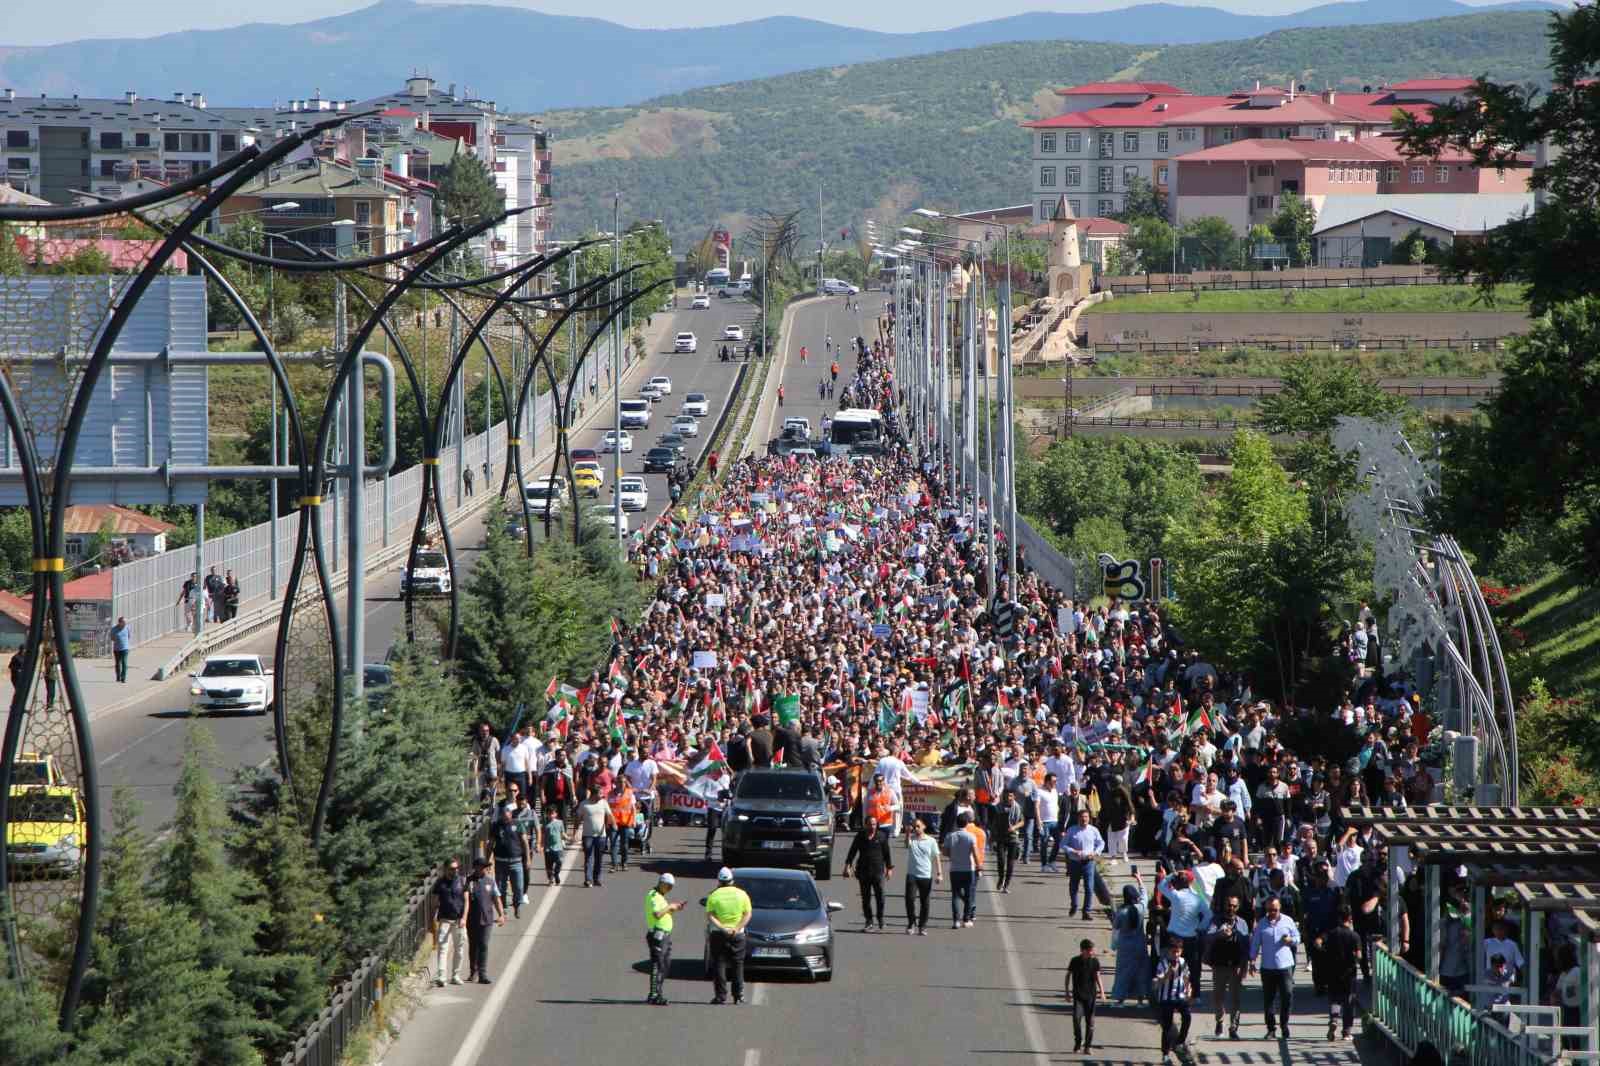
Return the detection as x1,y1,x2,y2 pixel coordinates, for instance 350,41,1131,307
0,88,253,204
220,157,412,263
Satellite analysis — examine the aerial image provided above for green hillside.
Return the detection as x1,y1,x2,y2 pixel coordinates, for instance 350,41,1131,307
541,11,1551,242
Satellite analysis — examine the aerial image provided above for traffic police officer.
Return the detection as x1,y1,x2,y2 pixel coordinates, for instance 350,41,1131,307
645,872,685,1005
706,867,754,1004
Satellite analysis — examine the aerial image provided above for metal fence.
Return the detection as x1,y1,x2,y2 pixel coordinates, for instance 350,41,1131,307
277,805,494,1066
1105,271,1459,295
1371,946,1553,1066
1090,337,1511,357
109,340,617,650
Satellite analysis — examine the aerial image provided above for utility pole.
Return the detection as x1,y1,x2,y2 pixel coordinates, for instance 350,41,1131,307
612,191,624,560
817,183,825,296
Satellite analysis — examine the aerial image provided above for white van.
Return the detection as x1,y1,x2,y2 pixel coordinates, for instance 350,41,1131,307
619,398,652,429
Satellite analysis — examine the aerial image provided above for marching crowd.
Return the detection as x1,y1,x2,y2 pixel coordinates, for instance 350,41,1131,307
433,301,1553,1057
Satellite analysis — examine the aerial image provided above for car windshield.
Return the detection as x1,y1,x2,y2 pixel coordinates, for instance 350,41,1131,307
415,551,448,568
12,761,49,786
201,659,260,677
621,481,645,492
737,875,821,912
363,665,393,688
687,394,706,403
525,486,555,499
737,774,823,801
12,793,76,822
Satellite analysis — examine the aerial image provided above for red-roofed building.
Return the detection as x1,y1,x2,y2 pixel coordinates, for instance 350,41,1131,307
62,504,176,564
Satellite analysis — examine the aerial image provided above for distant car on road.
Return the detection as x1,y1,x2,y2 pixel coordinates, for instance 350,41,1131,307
570,447,599,464
523,477,568,519
572,462,603,496
620,399,652,429
639,384,665,403
6,786,88,878
783,417,812,437
690,294,711,310
614,476,649,512
682,393,710,417
402,548,453,596
821,278,860,296
189,654,274,714
723,324,745,341
601,429,634,453
642,447,679,474
671,414,700,437
648,374,673,395
700,867,842,982
674,332,698,353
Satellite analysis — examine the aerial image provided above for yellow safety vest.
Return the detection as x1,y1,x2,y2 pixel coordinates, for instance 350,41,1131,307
645,888,673,934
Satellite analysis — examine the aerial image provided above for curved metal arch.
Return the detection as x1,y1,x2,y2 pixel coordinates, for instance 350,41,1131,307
294,210,514,842
550,273,667,547
0,366,51,988
402,240,599,290
39,126,327,1028
176,221,473,273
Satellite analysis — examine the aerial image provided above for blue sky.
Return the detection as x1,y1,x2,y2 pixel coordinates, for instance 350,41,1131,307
4,0,1520,45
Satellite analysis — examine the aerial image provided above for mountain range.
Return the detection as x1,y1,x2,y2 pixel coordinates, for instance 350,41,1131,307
0,0,1561,111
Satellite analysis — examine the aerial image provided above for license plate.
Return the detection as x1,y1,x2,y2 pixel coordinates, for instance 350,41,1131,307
751,947,788,958
760,841,792,850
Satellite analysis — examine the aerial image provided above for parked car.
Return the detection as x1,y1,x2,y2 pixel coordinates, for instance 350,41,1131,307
601,429,634,453
402,547,453,595
682,393,710,417
189,654,274,714
648,375,673,395
674,332,698,353
671,414,700,437
700,867,841,982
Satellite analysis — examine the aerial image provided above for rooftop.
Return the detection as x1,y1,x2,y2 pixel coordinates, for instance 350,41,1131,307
0,590,30,628
1309,192,1536,236
0,96,250,133
1172,136,1528,166
1388,77,1477,92
1055,81,1187,97
1022,94,1230,130
246,158,395,200
63,504,177,537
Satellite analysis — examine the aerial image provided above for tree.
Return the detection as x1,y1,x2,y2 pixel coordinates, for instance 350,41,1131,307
1214,429,1308,543
0,222,25,276
1116,176,1165,222
434,154,505,229
1268,193,1316,267
72,789,227,1065
1255,357,1408,438
1181,216,1243,270
1124,216,1175,274
1397,7,1600,313
1390,227,1432,266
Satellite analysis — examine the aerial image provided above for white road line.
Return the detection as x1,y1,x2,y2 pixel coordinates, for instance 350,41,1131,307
99,716,184,765
751,983,765,1005
743,1049,761,1066
446,843,579,1066
987,889,1053,1066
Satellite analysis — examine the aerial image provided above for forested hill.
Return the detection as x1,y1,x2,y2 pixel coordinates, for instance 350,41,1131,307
542,11,1551,243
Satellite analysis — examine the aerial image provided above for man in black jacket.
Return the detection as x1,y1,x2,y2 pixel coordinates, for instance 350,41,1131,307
748,714,775,767
843,820,894,932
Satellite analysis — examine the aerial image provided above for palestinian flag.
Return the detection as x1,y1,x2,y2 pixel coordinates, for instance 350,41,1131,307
943,685,970,721
686,742,732,801
877,700,899,735
544,677,560,701
546,684,580,721
773,693,802,728
605,706,624,743
1185,704,1214,737
611,617,624,642
1143,748,1158,787
607,657,629,694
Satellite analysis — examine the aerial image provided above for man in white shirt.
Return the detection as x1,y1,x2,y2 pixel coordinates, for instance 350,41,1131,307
501,726,535,800
1035,773,1062,872
1483,919,1527,982
1044,742,1080,794
1331,827,1363,890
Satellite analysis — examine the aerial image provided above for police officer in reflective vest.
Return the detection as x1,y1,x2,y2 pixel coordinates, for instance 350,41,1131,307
706,867,754,1004
644,873,685,1005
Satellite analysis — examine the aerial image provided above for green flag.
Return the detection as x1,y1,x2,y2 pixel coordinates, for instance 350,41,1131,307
877,700,898,734
773,693,801,728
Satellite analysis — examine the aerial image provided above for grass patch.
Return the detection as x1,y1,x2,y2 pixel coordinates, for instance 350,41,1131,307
1081,284,1528,315
1087,344,1506,378
1502,569,1600,698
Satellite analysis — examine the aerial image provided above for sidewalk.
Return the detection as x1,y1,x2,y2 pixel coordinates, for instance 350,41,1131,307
2,297,685,724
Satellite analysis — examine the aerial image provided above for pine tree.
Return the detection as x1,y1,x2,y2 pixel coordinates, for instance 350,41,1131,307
0,977,71,1066
73,788,225,1065
160,723,269,1065
434,154,505,230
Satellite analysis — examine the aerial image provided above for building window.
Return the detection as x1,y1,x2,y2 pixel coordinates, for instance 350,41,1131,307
1098,166,1114,191
355,200,372,225
1123,165,1138,186
1176,128,1196,143
1097,199,1114,216
163,132,211,153
100,131,122,150
99,159,116,177
1411,166,1425,184
1065,133,1082,153
1255,195,1273,209
1256,164,1275,177
1040,166,1056,187
6,158,28,171
219,133,237,153
1385,166,1399,183
1157,131,1169,152
1123,132,1139,153
1069,199,1082,216
1436,165,1450,184
1039,199,1056,220
135,132,151,148
1040,132,1057,153
65,537,84,559
1156,164,1167,185
1065,165,1081,187
5,131,28,149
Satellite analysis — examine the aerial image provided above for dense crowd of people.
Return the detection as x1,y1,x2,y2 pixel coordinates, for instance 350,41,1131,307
442,299,1571,1052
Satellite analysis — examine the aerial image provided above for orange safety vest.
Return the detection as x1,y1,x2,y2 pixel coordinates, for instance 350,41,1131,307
869,789,894,827
610,789,636,828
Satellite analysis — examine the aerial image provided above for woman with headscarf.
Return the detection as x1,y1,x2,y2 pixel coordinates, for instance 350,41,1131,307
1110,870,1151,1004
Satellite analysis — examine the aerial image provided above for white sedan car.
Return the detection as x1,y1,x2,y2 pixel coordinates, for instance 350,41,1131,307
690,294,711,310
682,393,710,417
722,324,745,341
672,414,701,437
585,505,630,537
190,654,273,714
648,375,673,395
601,430,633,453
674,332,698,353
615,476,649,512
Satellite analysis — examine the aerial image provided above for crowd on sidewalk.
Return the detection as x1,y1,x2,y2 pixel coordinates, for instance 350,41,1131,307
429,297,1558,1057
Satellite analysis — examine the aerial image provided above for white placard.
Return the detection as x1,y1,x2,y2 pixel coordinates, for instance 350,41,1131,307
705,593,727,608
692,651,718,670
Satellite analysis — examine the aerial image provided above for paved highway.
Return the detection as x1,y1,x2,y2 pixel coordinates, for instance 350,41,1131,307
92,290,760,832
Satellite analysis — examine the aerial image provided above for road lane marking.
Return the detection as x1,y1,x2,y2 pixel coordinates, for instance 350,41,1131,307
446,842,579,1066
751,983,765,1005
743,1049,761,1066
987,888,1053,1066
99,716,184,765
